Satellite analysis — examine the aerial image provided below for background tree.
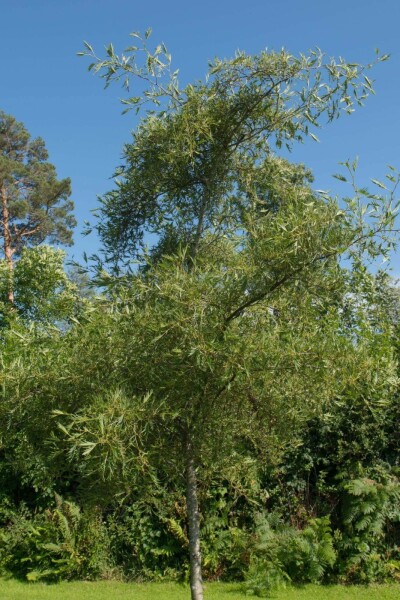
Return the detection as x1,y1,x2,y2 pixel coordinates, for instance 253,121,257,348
0,111,76,302
0,246,82,327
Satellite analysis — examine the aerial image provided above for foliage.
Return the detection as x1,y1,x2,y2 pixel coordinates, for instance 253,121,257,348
0,246,80,325
200,482,251,580
80,34,392,268
0,495,109,582
106,498,186,580
336,471,400,583
244,515,336,596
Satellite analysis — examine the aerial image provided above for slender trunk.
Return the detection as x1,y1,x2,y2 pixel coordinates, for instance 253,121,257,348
185,186,208,600
1,184,14,303
186,437,203,600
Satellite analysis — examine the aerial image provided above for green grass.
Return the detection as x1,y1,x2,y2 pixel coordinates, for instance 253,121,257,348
0,580,399,600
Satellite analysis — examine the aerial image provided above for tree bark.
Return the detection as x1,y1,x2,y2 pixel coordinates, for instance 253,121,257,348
1,184,15,303
186,437,203,600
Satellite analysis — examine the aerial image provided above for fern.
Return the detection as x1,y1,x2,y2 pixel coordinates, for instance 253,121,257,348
244,514,336,596
164,517,188,547
0,496,109,581
337,472,400,583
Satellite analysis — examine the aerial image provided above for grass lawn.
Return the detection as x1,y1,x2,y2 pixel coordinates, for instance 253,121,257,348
0,580,399,600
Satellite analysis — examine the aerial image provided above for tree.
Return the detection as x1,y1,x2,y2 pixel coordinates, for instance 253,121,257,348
23,35,392,599
0,246,81,327
0,111,76,303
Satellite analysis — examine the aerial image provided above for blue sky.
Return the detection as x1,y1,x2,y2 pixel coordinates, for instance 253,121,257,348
1,0,399,273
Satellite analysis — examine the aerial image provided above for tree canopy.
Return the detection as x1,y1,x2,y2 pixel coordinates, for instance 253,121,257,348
80,35,389,269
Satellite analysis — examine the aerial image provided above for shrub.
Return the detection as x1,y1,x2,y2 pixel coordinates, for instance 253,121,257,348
336,472,400,583
244,514,336,596
106,499,185,580
0,495,109,581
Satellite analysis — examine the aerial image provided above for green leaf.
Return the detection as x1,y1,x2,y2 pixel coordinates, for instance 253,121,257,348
371,178,387,189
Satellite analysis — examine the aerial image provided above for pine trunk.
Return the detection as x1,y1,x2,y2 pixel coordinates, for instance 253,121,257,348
1,184,14,303
186,438,204,600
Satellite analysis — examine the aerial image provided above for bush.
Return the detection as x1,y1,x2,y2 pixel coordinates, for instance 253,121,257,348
106,499,185,580
336,472,400,583
0,495,110,581
244,514,336,596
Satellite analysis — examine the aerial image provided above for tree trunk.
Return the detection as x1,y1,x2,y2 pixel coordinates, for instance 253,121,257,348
186,437,204,600
1,184,14,303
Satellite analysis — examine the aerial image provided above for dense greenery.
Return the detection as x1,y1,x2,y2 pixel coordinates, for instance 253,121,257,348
0,33,399,600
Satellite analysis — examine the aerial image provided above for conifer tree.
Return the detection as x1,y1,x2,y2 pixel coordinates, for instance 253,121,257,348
0,111,75,302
